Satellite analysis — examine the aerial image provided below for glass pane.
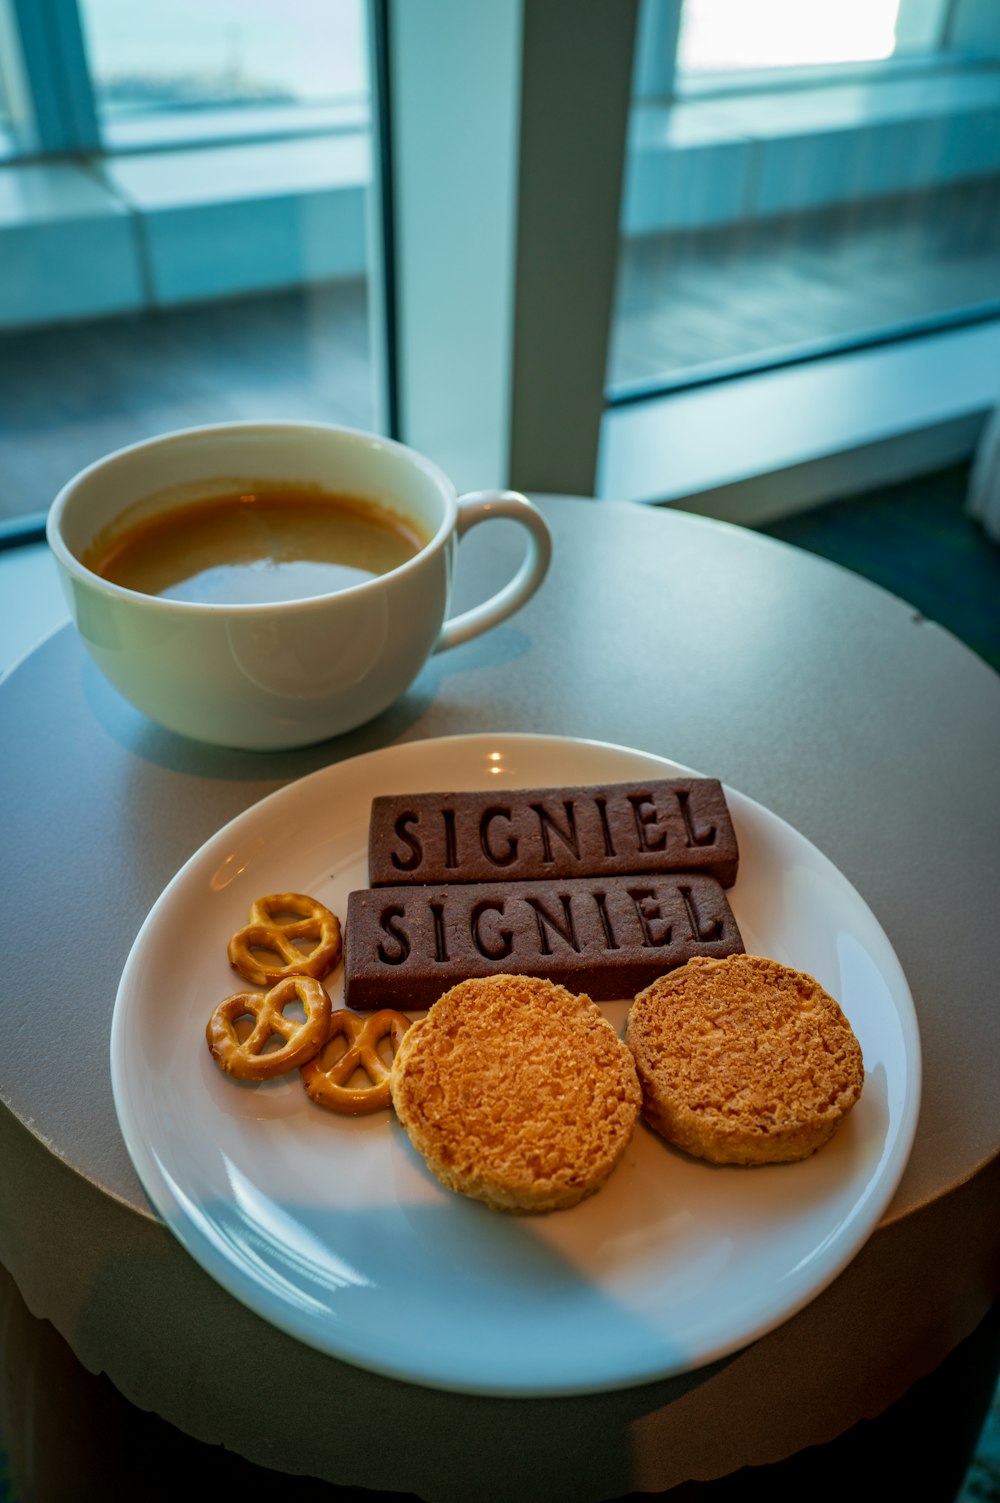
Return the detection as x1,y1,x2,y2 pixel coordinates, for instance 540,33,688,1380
80,0,368,143
0,0,379,528
608,0,1000,400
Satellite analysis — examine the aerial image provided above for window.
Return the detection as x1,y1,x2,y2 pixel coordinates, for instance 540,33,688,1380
609,0,1000,402
2,0,999,535
78,0,369,150
0,0,377,531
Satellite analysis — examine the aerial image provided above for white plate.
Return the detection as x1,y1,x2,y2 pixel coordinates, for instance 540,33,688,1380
110,733,921,1397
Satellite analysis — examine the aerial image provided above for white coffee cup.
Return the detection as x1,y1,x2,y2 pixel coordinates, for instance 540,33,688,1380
47,421,552,750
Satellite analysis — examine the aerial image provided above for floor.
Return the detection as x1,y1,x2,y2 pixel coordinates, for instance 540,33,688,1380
966,1398,1000,1503
759,462,1000,673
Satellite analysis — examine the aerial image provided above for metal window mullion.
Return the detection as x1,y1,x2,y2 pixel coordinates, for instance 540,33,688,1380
376,0,525,492
10,0,100,154
377,0,637,498
632,0,682,103
508,0,638,495
366,0,400,441
939,0,966,50
942,0,1000,56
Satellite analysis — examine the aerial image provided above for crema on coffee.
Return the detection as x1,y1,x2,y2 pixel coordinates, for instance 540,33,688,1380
84,486,428,605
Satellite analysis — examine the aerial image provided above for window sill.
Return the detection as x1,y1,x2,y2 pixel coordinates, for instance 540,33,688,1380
598,318,1000,522
623,62,1000,233
101,99,369,154
0,133,370,328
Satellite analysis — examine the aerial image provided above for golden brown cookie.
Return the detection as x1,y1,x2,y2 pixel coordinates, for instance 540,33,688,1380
626,954,864,1165
390,974,641,1213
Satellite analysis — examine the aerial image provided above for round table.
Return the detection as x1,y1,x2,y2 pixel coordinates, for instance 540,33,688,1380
2,496,998,1501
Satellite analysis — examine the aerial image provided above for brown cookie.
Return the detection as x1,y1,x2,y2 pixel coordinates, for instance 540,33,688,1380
626,955,864,1165
390,974,641,1213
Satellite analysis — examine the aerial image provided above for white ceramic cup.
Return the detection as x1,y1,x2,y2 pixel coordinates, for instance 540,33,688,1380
47,421,552,750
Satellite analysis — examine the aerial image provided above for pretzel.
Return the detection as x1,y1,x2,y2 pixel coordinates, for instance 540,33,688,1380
300,1009,411,1115
227,892,342,986
206,975,332,1080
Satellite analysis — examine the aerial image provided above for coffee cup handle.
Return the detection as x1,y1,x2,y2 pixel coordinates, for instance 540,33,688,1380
434,490,552,653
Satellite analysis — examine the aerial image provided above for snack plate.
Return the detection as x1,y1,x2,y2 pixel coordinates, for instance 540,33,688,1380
110,733,921,1397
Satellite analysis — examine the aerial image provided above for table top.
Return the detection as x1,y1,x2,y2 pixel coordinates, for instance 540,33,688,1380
2,495,998,1499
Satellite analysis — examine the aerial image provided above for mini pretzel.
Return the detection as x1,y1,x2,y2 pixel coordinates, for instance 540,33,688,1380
207,975,332,1081
300,1009,411,1115
228,892,342,986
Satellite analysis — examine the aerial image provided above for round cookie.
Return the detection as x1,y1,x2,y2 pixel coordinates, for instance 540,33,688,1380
389,973,641,1213
626,954,864,1165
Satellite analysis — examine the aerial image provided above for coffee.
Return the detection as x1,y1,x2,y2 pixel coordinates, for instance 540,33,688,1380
84,486,428,605
50,420,551,748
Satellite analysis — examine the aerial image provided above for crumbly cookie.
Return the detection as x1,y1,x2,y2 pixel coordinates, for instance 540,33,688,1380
389,974,641,1213
626,955,864,1165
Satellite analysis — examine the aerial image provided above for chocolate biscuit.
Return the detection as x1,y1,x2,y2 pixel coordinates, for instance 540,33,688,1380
367,779,738,888
343,872,744,1009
